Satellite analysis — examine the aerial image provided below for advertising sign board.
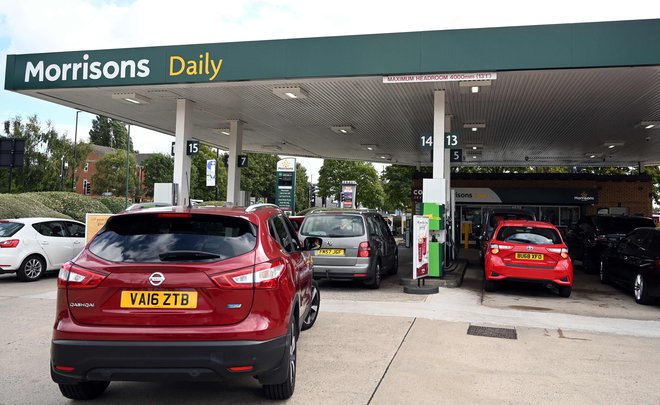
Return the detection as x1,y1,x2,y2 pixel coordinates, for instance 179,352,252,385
413,215,430,280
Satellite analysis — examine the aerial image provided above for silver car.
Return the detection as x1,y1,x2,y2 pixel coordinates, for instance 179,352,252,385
299,210,398,289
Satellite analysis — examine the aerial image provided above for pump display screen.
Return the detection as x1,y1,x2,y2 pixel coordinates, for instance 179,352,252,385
278,172,293,187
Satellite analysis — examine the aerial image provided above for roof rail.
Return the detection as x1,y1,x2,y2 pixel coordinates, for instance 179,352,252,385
245,203,280,213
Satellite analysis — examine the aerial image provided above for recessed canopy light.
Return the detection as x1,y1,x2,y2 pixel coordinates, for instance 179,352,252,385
360,144,378,151
112,92,151,105
459,80,491,94
639,121,660,129
603,141,624,149
273,86,308,99
471,86,479,93
463,123,486,132
331,125,355,134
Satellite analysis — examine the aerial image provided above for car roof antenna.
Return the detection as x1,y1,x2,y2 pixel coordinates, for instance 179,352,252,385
186,171,193,209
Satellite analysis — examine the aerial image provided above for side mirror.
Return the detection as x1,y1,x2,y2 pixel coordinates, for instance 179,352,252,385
304,237,323,251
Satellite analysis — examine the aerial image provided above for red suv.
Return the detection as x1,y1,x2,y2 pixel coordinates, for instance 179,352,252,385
51,204,322,400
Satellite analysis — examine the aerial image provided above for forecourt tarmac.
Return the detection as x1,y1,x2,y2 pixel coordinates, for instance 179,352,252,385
2,248,659,405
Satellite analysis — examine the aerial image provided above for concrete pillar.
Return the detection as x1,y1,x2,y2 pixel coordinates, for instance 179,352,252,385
173,98,193,206
226,120,243,205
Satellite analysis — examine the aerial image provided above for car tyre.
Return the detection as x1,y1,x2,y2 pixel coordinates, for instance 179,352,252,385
387,250,399,275
365,261,381,289
17,255,45,282
263,318,297,400
633,273,653,305
301,282,320,331
558,285,572,298
58,381,109,400
484,280,496,292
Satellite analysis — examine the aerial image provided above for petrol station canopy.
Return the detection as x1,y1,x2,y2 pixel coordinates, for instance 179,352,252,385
5,19,660,167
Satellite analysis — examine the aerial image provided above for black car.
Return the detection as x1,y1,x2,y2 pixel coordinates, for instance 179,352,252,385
565,215,656,272
473,208,537,265
600,227,660,305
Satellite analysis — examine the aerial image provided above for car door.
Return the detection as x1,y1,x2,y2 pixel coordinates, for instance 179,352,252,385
609,230,645,285
620,229,652,286
32,220,74,269
270,215,310,311
376,214,397,269
63,221,86,257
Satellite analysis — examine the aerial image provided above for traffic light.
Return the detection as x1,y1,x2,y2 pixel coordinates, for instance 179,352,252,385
85,181,91,195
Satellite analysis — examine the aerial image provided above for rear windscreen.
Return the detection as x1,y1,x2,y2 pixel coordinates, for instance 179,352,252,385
595,217,656,234
0,221,24,237
88,214,257,262
300,215,365,237
496,226,561,245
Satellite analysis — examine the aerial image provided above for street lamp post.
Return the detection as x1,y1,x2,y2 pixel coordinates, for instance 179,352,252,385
71,111,81,191
60,156,68,191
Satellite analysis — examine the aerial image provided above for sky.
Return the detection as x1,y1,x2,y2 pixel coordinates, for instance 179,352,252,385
1,0,658,180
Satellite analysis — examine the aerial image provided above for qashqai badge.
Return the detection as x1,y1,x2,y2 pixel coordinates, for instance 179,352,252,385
149,272,165,286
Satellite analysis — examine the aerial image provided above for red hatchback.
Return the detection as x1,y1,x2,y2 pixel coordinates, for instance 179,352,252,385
51,204,321,400
484,220,573,297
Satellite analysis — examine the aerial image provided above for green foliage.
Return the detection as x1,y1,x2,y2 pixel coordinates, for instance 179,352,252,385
22,192,110,222
92,150,138,197
240,153,279,201
381,165,416,212
99,196,128,213
0,193,70,219
89,116,132,150
318,160,384,209
295,163,309,211
0,115,82,193
644,165,660,206
142,153,174,197
190,146,227,202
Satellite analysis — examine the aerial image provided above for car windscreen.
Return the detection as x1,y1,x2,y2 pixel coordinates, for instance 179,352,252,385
88,213,257,262
595,217,656,234
496,226,562,245
489,212,535,228
0,221,24,237
300,214,365,237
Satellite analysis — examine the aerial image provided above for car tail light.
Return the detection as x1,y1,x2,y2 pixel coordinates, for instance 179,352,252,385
358,242,371,257
656,259,660,269
547,247,569,259
0,239,19,248
490,243,513,255
57,262,108,289
211,258,286,289
157,213,192,218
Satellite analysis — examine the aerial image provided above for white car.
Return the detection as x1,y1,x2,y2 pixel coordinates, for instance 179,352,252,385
0,217,86,281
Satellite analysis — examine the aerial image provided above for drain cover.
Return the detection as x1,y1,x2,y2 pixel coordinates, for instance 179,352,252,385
467,325,517,340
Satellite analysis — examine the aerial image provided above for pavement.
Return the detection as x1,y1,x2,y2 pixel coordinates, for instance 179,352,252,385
2,246,660,404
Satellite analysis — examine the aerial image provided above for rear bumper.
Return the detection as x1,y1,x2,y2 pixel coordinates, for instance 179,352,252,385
51,336,287,384
313,261,371,280
486,259,573,286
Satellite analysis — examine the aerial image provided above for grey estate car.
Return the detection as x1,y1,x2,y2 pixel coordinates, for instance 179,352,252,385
299,210,398,289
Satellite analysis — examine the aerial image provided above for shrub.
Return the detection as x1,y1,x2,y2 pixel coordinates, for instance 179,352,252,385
0,193,70,219
99,196,128,213
23,192,110,222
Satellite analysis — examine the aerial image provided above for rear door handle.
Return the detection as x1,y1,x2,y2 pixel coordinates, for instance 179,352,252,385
41,241,49,245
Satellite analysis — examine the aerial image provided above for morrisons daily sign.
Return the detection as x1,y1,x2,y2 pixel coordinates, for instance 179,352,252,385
5,45,232,90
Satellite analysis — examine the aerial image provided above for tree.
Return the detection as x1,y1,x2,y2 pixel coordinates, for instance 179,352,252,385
240,153,280,202
1,115,90,193
190,145,227,202
88,115,133,150
92,150,137,197
644,165,660,206
318,160,384,209
141,153,174,198
381,164,416,213
295,163,309,211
